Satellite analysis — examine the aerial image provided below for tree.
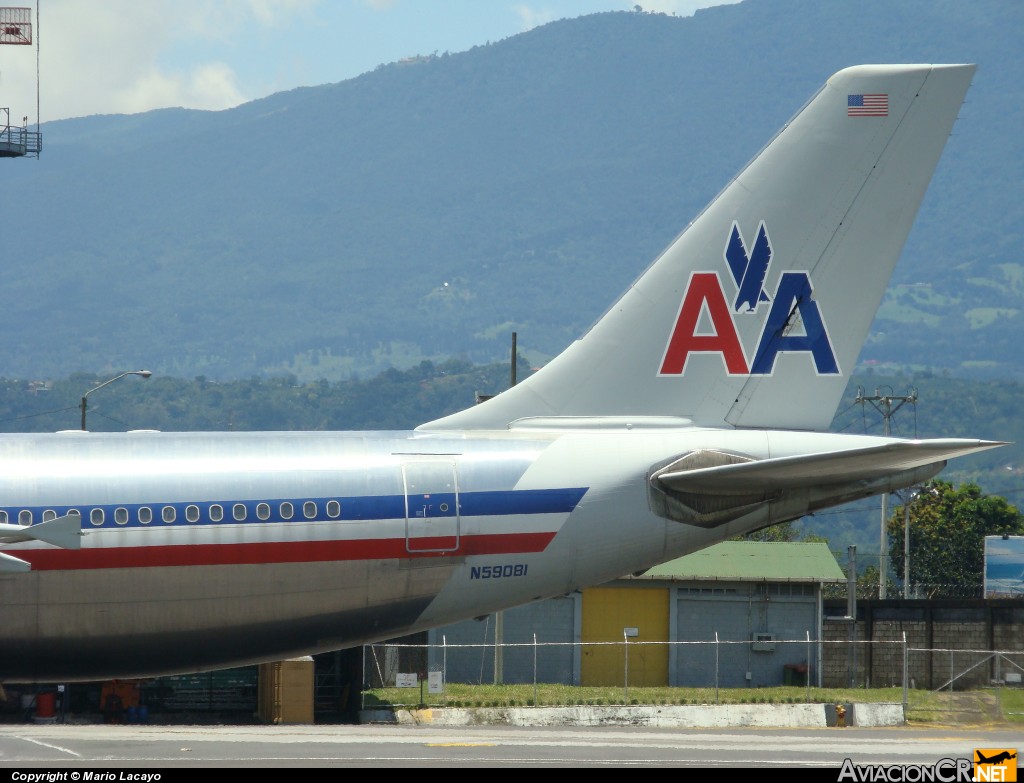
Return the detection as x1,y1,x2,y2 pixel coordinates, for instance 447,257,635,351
856,565,897,601
739,521,800,543
738,520,832,543
887,481,1024,598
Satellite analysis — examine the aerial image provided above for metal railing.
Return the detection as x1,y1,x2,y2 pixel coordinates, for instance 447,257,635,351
0,112,42,157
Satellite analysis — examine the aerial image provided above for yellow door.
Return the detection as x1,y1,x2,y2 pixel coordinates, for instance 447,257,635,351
580,586,669,687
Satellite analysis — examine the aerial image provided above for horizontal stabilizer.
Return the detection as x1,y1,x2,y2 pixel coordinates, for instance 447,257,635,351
0,512,82,550
654,439,1006,495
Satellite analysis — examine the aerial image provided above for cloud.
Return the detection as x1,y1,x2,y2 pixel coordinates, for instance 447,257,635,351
36,3,185,119
115,62,247,115
636,0,740,15
511,5,558,32
2,0,311,121
245,0,320,27
1,0,744,122
181,0,321,39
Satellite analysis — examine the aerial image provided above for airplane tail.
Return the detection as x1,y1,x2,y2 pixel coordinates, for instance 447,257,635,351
420,64,976,432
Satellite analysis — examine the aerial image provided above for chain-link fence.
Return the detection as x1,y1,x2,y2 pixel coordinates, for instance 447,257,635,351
822,582,1001,601
361,635,1024,717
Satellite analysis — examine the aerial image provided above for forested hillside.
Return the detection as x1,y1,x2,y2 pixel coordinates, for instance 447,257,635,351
0,0,1021,382
1,365,1020,562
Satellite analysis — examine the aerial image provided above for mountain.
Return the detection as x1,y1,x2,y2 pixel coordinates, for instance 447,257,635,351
1,0,1021,382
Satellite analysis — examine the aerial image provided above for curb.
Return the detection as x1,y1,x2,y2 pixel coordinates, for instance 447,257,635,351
359,702,906,728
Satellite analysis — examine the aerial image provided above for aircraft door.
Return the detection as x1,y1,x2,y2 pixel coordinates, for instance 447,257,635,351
402,459,460,553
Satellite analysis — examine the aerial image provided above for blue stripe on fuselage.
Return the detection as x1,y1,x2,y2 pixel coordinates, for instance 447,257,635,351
0,487,589,530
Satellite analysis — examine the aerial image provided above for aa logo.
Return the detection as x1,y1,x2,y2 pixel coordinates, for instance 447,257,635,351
974,749,1017,782
659,221,839,377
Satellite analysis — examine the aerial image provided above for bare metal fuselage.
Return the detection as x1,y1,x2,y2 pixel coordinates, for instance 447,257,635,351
0,427,680,681
0,424,944,683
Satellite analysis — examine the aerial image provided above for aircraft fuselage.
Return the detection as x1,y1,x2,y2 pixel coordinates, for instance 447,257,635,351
0,427,681,680
0,425,910,682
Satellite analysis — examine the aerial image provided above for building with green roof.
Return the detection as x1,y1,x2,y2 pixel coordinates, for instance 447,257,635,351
639,541,845,583
428,541,847,688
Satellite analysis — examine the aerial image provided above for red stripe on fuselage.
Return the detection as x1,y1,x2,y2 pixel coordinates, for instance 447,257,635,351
17,532,557,571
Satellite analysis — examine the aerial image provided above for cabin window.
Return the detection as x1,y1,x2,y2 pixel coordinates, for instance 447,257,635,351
279,502,293,520
42,509,58,522
0,510,6,523
114,507,129,526
209,504,223,522
162,506,176,524
256,503,270,521
19,509,33,526
233,503,247,521
138,506,152,525
303,501,317,519
185,505,200,523
90,508,104,526
326,500,341,518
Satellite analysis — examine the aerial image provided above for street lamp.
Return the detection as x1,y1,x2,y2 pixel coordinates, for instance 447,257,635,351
80,370,152,430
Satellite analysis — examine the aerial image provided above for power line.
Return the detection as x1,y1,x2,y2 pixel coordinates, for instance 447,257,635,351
855,385,918,599
0,405,77,424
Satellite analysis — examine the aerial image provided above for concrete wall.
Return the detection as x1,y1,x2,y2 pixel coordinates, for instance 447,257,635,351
821,602,1024,689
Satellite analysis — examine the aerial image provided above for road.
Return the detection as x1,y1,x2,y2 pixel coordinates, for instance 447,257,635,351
0,722,1018,770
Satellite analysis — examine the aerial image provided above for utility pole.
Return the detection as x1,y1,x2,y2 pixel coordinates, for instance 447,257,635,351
493,331,517,685
510,331,517,388
855,386,917,599
905,489,921,597
847,545,857,687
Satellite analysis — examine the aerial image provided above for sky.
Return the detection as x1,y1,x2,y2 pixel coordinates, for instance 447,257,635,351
0,0,739,124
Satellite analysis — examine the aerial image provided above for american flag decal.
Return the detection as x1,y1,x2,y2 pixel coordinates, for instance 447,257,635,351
848,93,889,117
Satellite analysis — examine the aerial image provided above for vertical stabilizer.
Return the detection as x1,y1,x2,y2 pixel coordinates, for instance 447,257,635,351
420,64,976,432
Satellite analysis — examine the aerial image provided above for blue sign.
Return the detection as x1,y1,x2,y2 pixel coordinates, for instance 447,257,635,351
984,535,1024,597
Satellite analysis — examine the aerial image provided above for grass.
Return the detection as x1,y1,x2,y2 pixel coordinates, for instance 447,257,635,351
361,684,1021,725
995,688,1024,724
